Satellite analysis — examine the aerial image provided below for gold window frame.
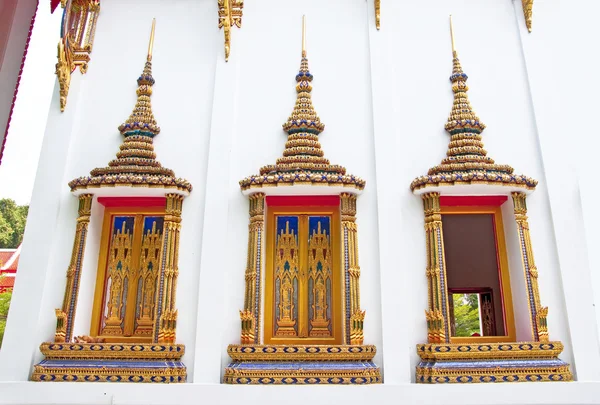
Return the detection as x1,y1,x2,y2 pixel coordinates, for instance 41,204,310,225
441,205,516,343
90,206,165,343
264,205,342,345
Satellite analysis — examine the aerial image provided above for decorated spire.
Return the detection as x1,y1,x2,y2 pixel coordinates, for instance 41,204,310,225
69,19,191,193
410,16,536,192
239,16,364,192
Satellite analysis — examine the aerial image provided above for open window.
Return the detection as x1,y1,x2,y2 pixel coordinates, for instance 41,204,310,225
441,205,515,343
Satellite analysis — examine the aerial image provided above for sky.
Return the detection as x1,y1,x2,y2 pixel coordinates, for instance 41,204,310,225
0,7,62,205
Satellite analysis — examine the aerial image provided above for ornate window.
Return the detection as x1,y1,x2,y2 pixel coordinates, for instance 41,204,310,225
264,201,342,345
90,206,165,342
441,204,515,343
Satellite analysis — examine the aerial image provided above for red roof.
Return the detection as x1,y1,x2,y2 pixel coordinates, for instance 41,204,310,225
0,1,38,165
0,245,20,273
0,274,15,291
5,255,18,271
0,251,15,267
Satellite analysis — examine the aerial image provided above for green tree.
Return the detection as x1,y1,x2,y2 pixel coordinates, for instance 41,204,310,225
0,212,13,247
0,278,11,348
453,294,481,337
0,199,29,248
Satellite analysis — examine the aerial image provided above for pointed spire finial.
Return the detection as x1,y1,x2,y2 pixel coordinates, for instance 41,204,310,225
302,15,306,58
449,15,456,56
148,18,156,62
238,15,365,192
68,18,192,194
409,16,538,192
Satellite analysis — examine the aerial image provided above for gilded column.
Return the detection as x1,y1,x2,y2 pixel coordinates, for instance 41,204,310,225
55,194,93,343
512,192,548,342
154,193,184,344
422,192,450,344
341,193,365,345
240,193,264,344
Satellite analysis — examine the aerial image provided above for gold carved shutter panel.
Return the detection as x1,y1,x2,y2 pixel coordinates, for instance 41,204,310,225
272,214,335,343
99,214,164,341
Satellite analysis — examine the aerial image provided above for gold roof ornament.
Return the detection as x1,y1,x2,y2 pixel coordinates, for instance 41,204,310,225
218,0,244,61
522,0,533,32
239,16,365,192
410,16,537,192
56,0,101,112
69,19,192,193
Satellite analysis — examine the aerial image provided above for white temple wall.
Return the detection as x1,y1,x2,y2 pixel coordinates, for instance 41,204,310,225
3,0,600,401
515,0,600,380
561,0,600,381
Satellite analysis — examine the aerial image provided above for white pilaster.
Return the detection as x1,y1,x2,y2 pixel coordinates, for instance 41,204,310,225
513,0,600,380
366,0,412,384
192,53,240,383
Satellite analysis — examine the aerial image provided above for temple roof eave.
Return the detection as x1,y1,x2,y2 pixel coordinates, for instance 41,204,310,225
241,183,364,197
410,175,537,196
240,170,365,197
69,175,192,197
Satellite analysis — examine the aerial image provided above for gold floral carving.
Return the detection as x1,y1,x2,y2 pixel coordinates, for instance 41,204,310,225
341,193,365,345
512,192,549,342
154,194,184,344
421,192,450,344
375,0,380,30
56,40,73,112
218,0,244,62
240,193,264,344
55,194,93,343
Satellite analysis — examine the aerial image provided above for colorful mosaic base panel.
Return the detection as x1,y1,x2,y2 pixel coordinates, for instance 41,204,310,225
32,359,186,383
224,361,381,385
417,358,572,384
416,342,572,384
32,343,186,383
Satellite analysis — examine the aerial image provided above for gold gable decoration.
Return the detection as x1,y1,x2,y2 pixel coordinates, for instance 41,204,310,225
56,0,100,112
522,0,534,32
218,0,244,61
